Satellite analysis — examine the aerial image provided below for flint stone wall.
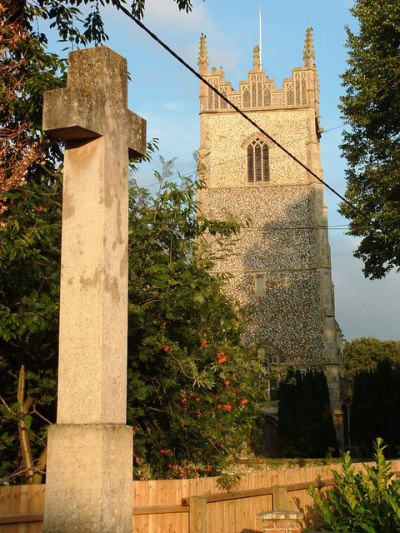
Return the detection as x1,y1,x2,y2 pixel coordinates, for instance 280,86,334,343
202,107,327,365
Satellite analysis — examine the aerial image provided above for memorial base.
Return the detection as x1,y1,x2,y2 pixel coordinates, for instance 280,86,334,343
44,424,132,533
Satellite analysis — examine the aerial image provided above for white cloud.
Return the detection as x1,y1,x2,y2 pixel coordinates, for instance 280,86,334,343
143,0,210,33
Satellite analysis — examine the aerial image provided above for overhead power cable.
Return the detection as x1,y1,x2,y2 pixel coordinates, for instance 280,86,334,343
143,125,346,189
118,6,374,229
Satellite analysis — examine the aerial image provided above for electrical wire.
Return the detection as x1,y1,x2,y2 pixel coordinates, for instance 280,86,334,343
140,115,346,191
143,124,347,189
117,6,375,231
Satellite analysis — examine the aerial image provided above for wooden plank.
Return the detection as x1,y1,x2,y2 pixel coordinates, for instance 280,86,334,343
0,515,43,525
132,505,188,516
225,499,236,533
182,486,274,505
19,487,29,533
132,479,149,533
286,478,335,492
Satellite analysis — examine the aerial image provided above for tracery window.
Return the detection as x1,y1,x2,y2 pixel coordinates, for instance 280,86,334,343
243,88,250,108
247,139,270,183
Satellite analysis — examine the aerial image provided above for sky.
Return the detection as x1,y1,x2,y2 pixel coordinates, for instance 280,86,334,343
44,0,399,341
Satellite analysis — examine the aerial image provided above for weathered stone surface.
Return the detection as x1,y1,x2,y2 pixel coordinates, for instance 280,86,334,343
43,47,146,156
44,424,133,533
43,46,146,425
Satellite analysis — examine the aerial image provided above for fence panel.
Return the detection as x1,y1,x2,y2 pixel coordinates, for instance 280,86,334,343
0,485,44,533
1,461,400,533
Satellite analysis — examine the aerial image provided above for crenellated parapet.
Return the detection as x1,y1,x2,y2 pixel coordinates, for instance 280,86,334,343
198,29,319,113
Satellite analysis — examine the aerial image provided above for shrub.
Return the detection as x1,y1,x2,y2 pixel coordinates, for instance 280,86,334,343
310,438,400,532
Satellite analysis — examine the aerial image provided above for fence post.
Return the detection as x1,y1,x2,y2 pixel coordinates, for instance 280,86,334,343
272,485,287,510
189,496,207,533
257,486,303,533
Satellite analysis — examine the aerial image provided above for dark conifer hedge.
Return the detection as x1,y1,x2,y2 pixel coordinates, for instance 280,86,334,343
278,369,338,458
351,359,400,457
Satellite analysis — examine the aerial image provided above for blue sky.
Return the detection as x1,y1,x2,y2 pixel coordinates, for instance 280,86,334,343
45,0,399,340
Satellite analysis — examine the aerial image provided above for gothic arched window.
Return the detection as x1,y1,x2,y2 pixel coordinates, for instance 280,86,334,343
247,139,270,183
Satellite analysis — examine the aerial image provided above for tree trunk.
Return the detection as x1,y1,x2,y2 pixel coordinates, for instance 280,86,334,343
17,365,35,483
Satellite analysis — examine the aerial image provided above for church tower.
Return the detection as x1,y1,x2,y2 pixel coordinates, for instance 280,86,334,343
197,30,344,446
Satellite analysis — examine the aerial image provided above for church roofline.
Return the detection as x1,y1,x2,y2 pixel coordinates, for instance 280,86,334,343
198,29,319,113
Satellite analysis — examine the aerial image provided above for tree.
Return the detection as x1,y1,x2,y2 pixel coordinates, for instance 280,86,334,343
0,0,66,204
1,0,195,202
0,2,66,483
339,0,400,279
350,360,400,457
0,173,61,484
126,166,269,479
9,0,195,50
343,337,400,379
62,0,195,21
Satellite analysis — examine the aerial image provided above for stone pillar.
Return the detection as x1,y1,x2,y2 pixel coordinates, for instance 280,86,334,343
42,46,146,533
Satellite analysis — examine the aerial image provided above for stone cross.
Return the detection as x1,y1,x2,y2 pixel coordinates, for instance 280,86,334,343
42,46,146,533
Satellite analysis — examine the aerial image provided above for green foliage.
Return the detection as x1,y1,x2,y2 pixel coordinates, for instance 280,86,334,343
310,438,400,532
0,178,61,352
0,159,269,482
60,0,195,23
0,175,61,483
351,360,400,457
278,369,338,458
339,0,400,278
216,469,242,491
0,3,65,482
344,337,400,379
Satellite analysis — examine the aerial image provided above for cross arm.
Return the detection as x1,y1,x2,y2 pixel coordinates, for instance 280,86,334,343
127,110,146,159
43,88,147,160
43,88,105,141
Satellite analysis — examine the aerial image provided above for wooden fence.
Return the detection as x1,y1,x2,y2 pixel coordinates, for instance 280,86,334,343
1,460,400,533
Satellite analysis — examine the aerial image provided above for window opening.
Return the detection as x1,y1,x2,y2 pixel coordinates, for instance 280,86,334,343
247,139,270,183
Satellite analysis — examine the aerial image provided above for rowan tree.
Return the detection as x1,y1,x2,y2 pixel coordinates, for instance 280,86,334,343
339,0,400,279
127,165,269,479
